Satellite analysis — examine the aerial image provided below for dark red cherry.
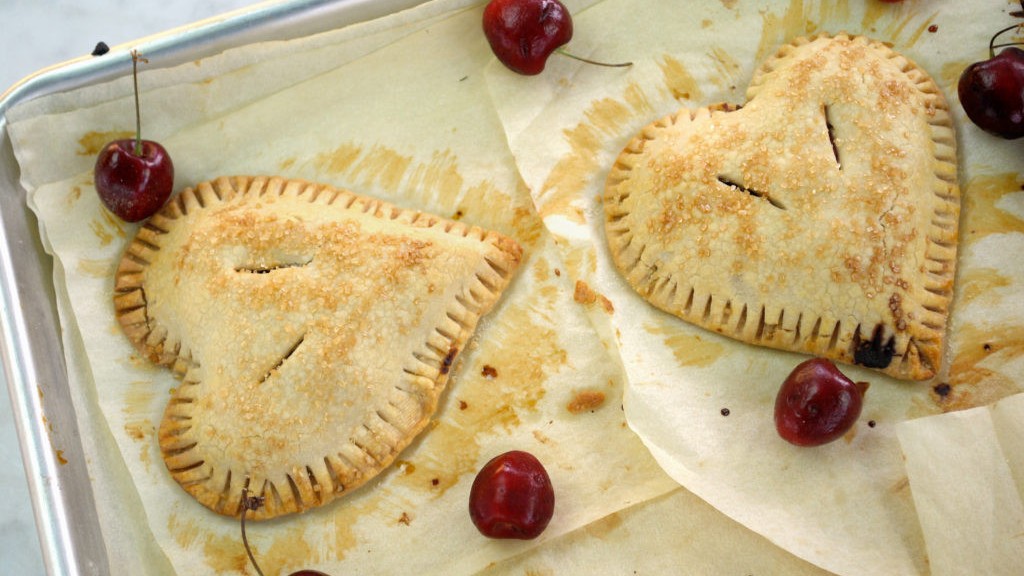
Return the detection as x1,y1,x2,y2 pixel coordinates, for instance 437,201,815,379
774,358,869,447
93,50,174,221
469,450,555,539
483,0,573,75
94,139,173,221
958,22,1024,139
959,47,1024,139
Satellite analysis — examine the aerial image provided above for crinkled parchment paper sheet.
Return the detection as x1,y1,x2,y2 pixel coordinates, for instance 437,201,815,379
485,0,1024,575
6,0,684,573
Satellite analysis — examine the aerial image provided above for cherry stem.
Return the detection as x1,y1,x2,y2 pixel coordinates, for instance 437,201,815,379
555,48,632,69
989,23,1024,59
239,488,266,576
129,50,148,157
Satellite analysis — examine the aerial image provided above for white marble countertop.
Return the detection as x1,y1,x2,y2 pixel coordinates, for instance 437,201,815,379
1,2,258,573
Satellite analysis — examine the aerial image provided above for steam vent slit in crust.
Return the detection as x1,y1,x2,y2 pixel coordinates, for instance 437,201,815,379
113,175,522,519
604,34,959,381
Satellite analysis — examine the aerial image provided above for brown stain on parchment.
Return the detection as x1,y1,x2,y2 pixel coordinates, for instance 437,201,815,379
77,258,114,279
940,59,973,93
90,208,127,247
314,143,363,175
313,143,540,245
961,173,1024,243
169,504,359,574
66,185,82,206
658,56,703,103
645,323,727,368
122,381,158,472
581,509,625,539
322,144,413,193
936,323,1024,413
708,47,744,91
538,82,654,224
956,267,1012,307
77,130,133,156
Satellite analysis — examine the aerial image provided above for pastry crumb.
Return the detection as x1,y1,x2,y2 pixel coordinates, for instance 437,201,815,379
567,390,607,414
573,281,614,313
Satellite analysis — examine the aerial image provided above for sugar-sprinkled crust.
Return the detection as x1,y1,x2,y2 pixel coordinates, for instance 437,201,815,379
114,176,522,519
604,34,959,381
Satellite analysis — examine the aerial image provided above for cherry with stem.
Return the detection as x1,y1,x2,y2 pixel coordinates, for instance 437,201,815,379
482,0,631,76
958,22,1024,139
93,49,174,221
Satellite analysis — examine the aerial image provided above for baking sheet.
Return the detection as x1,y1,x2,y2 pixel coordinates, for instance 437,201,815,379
4,0,1024,574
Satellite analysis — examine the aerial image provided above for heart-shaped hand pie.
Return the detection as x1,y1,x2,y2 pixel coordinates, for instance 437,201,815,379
604,34,958,381
114,176,521,519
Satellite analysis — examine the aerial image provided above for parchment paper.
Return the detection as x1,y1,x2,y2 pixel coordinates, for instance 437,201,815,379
484,0,1024,575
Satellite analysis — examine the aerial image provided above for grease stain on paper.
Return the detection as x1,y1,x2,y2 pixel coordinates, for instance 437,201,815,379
938,323,1024,413
90,208,127,247
538,82,654,223
77,130,133,156
659,56,703,103
311,143,538,244
961,173,1024,243
956,267,1012,307
77,258,115,279
645,323,728,368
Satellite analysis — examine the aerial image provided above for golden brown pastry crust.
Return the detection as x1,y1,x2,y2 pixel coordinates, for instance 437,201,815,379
604,34,958,380
114,176,522,519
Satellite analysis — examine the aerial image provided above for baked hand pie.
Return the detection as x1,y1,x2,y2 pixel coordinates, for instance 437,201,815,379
114,176,522,519
604,34,958,381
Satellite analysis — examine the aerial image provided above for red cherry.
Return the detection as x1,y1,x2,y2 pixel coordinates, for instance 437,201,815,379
774,358,869,447
469,450,555,539
483,0,573,75
482,0,630,75
959,45,1024,139
94,139,173,222
93,50,174,222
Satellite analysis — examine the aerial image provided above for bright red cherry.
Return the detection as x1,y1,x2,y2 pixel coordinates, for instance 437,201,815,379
774,358,869,447
469,450,555,539
483,0,573,75
93,50,174,222
482,0,630,75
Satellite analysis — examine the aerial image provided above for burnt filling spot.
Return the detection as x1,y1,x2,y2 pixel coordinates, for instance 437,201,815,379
933,382,952,397
439,346,458,376
853,324,895,369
